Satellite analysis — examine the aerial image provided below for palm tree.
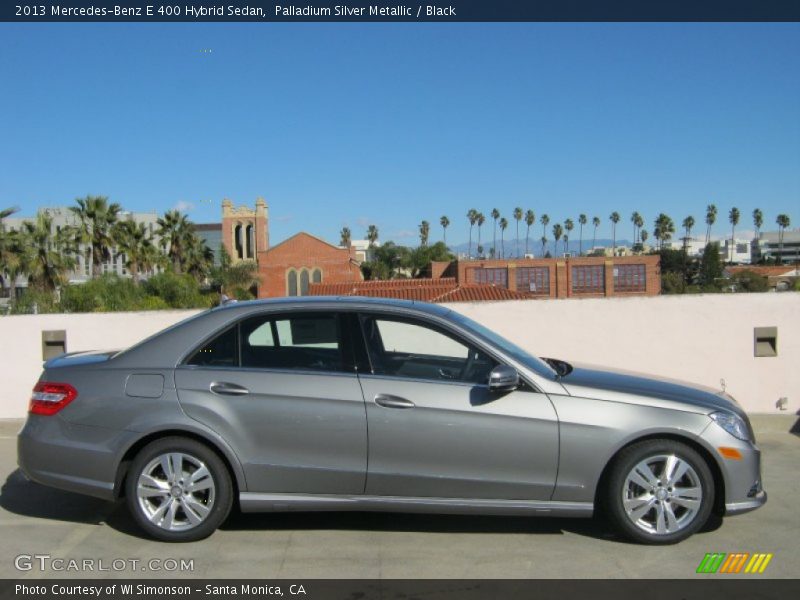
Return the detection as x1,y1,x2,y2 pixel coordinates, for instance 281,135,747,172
113,219,154,282
681,216,695,253
183,233,215,281
705,204,717,245
540,214,550,253
609,212,621,253
23,213,76,291
0,205,20,221
640,229,649,247
157,210,192,273
211,245,260,297
340,227,352,247
524,209,535,256
476,212,486,255
466,209,478,258
69,195,121,278
728,207,740,263
419,220,430,247
0,227,30,302
592,216,600,251
513,207,523,257
654,213,676,251
491,208,500,257
540,235,548,256
563,219,574,255
776,214,791,264
366,224,379,247
499,217,508,258
630,211,641,247
440,216,450,247
552,224,563,256
578,214,587,256
752,208,763,240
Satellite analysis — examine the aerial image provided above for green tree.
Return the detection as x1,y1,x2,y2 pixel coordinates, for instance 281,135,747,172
439,215,450,247
705,204,717,245
540,214,550,255
419,220,430,247
403,241,453,278
513,207,523,257
609,211,621,253
591,216,601,251
113,219,154,283
776,214,790,264
23,213,77,291
499,217,508,258
491,208,500,258
525,209,536,256
630,211,641,247
466,209,478,258
564,219,574,255
731,270,769,293
682,215,695,253
640,228,649,246
157,210,193,273
69,195,121,278
210,245,260,299
476,212,485,253
752,208,763,240
0,227,30,303
366,224,379,247
578,214,587,256
728,207,740,264
340,227,351,247
699,242,723,288
654,213,675,251
552,223,563,256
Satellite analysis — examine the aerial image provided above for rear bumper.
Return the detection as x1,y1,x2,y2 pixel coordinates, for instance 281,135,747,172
17,415,131,501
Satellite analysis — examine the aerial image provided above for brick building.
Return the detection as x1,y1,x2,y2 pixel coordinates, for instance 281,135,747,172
219,198,363,298
441,255,661,298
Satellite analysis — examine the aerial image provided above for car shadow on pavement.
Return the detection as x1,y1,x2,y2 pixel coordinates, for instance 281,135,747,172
0,468,114,525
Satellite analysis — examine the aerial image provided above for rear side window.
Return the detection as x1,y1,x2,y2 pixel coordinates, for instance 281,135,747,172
186,326,238,367
241,314,342,372
186,312,347,373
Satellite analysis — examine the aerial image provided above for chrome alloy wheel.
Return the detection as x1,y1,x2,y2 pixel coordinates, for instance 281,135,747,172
622,454,703,536
136,452,216,531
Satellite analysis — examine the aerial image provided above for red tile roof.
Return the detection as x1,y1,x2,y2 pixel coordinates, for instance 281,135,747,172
726,266,797,277
307,278,534,303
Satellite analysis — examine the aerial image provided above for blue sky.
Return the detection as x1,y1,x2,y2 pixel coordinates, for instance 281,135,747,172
1,23,798,245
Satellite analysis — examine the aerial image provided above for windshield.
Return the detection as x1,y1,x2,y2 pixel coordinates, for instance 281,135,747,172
448,311,558,380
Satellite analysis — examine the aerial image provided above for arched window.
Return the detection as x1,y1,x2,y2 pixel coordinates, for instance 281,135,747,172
287,270,298,296
300,269,310,296
234,224,243,259
312,268,322,284
245,225,253,258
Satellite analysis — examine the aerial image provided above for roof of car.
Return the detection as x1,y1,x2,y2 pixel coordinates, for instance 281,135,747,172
212,295,453,316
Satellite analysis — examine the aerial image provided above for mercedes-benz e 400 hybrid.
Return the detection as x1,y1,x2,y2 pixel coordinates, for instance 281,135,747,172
18,297,765,543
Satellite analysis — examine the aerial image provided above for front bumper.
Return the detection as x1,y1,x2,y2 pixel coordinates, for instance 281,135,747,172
726,490,768,515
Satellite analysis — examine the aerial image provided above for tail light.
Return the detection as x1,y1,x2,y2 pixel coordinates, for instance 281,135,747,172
29,382,78,416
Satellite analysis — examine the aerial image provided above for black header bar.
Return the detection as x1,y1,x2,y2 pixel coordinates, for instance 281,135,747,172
3,1,800,23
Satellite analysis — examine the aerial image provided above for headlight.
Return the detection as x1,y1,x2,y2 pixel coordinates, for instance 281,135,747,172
710,411,751,441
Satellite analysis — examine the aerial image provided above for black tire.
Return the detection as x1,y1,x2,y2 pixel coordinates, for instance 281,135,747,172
125,436,233,542
605,439,714,545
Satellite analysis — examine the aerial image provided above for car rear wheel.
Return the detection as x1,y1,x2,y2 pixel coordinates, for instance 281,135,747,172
606,439,714,544
125,437,233,542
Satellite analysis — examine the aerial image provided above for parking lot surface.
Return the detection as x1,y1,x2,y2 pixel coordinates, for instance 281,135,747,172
0,419,796,579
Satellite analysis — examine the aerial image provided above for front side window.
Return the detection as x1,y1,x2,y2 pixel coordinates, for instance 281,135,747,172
361,316,496,384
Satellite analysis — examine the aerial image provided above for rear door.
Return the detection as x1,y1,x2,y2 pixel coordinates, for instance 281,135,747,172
175,311,367,494
356,313,559,500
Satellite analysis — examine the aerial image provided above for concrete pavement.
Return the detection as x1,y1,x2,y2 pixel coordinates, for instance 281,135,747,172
0,418,797,579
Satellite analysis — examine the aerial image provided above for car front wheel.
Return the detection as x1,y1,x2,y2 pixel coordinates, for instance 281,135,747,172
606,439,714,544
125,437,233,542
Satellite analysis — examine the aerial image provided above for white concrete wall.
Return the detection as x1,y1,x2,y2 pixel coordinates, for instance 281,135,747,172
447,294,799,415
0,294,796,418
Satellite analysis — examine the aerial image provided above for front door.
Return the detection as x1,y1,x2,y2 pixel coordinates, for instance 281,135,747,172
357,314,559,500
175,311,367,494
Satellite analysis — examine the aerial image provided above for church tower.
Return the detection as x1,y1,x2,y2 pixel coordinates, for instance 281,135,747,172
222,197,269,263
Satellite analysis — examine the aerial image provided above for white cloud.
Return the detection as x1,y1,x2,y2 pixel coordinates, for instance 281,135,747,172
173,200,195,213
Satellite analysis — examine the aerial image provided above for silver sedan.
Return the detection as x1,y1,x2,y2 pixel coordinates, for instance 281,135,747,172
18,297,766,543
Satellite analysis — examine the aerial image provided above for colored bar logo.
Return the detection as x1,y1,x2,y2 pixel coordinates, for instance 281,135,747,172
696,552,773,574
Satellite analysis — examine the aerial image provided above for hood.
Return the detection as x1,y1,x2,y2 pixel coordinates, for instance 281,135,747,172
44,349,120,369
557,362,743,416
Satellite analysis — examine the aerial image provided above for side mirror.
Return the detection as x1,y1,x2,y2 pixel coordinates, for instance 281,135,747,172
488,365,519,393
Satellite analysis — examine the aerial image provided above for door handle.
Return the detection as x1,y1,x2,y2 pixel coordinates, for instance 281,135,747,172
210,382,250,396
374,394,415,409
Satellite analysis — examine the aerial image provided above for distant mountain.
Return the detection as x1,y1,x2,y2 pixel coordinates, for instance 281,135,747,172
446,237,634,258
